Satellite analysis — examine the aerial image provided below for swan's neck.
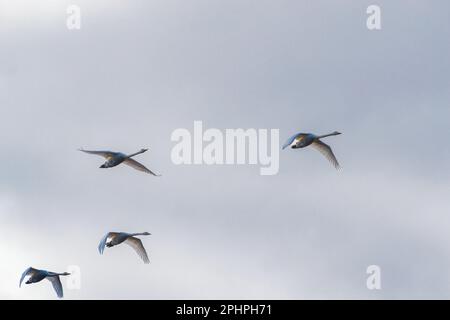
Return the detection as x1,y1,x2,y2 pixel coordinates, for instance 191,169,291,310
127,149,147,158
131,232,149,236
51,272,70,276
317,131,340,139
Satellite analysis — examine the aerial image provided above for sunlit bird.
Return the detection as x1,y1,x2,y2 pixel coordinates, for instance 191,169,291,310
282,131,342,169
19,267,70,298
98,232,151,264
79,148,160,176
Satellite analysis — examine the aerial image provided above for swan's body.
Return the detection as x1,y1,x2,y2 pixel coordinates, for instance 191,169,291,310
98,232,151,264
79,148,160,176
283,131,342,169
19,267,70,298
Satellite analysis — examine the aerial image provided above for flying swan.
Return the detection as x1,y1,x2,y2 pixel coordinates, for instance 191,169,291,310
98,232,151,264
19,267,70,298
282,131,342,169
79,148,160,176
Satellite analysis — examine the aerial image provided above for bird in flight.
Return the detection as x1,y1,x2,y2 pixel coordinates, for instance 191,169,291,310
19,267,70,298
282,131,342,169
79,148,161,176
98,232,151,264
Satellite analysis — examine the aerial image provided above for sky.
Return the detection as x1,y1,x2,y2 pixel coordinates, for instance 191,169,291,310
0,0,450,299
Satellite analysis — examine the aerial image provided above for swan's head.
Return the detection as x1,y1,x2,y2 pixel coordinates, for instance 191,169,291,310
143,232,151,236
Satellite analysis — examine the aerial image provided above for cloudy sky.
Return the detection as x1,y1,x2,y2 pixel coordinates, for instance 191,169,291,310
1,0,449,299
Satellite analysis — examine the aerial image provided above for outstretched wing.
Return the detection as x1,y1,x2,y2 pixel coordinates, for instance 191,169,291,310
282,133,300,150
311,140,341,170
125,237,150,264
46,276,63,298
19,267,36,287
98,232,119,254
78,149,116,159
98,232,110,254
123,158,160,176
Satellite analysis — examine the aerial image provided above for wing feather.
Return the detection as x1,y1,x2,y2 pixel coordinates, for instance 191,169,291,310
282,133,301,150
123,158,160,176
46,276,64,298
311,140,341,169
98,232,120,254
19,267,36,288
125,237,150,264
98,232,110,254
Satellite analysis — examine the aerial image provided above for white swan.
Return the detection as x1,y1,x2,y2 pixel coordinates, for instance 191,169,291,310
283,131,342,169
79,148,161,176
19,267,70,298
98,232,151,264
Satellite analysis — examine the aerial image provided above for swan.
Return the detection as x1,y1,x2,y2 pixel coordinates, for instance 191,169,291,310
79,148,161,176
19,267,70,298
98,232,151,264
282,131,342,169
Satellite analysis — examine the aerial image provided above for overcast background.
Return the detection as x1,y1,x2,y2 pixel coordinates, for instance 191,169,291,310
1,0,449,299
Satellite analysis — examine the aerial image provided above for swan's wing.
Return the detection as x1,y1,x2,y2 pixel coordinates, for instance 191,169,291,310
98,232,119,254
78,149,116,159
123,158,160,176
125,237,150,264
98,232,110,254
282,133,300,150
46,276,63,298
311,140,341,170
19,267,37,287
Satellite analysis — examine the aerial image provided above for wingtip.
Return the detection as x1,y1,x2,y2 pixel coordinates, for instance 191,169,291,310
150,172,162,177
